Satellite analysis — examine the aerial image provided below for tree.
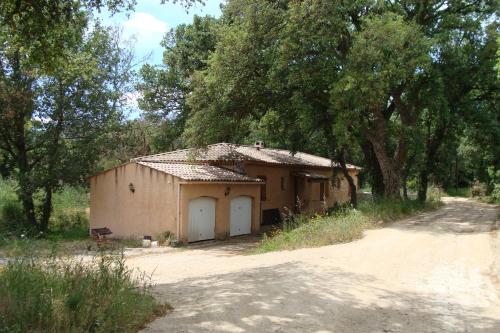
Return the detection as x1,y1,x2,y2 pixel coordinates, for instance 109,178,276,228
137,15,219,151
332,13,431,199
156,0,498,204
0,0,204,230
0,21,133,230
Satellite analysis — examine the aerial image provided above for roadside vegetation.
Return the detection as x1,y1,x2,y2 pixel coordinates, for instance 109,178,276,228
0,179,141,256
256,195,442,253
0,251,168,333
445,182,500,205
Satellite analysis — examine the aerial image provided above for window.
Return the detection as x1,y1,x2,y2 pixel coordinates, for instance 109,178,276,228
257,175,267,201
280,176,287,191
320,182,325,201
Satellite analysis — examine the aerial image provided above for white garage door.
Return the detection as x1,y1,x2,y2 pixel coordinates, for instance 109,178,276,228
188,197,216,242
230,196,252,237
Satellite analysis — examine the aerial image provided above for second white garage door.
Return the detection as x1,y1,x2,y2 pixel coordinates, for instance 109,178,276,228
230,196,252,236
188,197,216,242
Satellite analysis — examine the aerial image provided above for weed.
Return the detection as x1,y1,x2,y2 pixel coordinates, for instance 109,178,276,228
0,250,168,333
256,199,441,253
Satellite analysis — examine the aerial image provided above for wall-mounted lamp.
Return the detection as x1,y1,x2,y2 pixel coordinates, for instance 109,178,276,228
129,183,135,193
224,186,231,196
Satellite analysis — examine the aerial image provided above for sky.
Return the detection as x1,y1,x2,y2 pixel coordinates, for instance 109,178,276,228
95,0,223,116
97,0,224,66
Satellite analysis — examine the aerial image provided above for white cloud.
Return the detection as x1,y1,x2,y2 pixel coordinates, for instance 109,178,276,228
123,12,168,36
121,12,169,63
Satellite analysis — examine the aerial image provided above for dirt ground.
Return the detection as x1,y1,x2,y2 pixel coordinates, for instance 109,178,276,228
128,197,500,333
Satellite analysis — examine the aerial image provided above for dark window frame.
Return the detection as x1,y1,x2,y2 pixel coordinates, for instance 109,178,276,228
280,176,287,191
257,175,267,201
320,182,325,201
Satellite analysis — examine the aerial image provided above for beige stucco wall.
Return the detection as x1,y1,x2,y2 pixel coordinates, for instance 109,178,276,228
244,164,296,211
90,160,358,241
178,183,261,243
90,162,262,242
301,169,359,213
243,163,359,214
90,162,179,239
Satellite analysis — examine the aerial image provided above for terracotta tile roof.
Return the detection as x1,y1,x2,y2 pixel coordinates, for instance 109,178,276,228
134,143,360,170
137,161,263,182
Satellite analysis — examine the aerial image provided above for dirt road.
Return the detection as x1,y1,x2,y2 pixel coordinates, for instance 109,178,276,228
129,197,500,333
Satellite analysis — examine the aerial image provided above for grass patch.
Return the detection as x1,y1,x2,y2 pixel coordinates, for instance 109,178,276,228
0,251,168,333
256,209,371,253
358,198,442,222
255,199,441,253
445,187,470,197
0,234,145,258
0,179,90,237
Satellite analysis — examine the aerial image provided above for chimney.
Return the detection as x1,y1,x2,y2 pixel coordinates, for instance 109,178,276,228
254,141,265,150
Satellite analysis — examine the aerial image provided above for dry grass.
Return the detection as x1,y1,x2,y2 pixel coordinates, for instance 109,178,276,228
0,251,168,333
255,199,442,253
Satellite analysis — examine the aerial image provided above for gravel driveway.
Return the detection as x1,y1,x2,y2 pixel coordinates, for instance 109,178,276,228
128,197,500,333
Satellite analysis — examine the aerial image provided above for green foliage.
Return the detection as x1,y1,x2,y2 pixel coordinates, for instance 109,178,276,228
256,209,371,253
137,15,220,150
0,179,26,234
0,252,168,333
256,198,441,253
471,181,488,197
358,199,442,223
0,13,133,229
177,0,498,201
50,186,89,231
489,184,500,204
445,188,471,198
0,179,89,236
336,13,430,113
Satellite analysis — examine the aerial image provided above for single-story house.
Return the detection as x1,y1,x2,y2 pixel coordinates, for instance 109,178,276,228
89,142,360,243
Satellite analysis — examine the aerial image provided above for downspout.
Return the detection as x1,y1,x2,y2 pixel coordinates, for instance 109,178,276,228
176,182,181,241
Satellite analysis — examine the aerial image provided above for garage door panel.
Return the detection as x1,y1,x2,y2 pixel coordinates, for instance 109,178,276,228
188,197,215,242
230,196,252,236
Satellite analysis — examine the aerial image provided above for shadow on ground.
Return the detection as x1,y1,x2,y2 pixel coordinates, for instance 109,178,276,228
144,262,499,333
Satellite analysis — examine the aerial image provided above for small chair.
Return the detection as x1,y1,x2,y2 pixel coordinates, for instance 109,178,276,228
90,227,112,248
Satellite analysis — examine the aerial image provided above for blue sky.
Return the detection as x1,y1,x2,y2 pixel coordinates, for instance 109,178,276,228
97,0,223,65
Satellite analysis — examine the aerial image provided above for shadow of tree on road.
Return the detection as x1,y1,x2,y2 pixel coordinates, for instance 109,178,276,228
143,262,500,333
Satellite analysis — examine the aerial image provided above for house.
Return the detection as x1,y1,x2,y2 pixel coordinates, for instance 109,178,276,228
89,142,360,243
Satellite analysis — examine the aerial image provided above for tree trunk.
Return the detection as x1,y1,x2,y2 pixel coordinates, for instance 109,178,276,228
417,168,428,202
40,185,53,232
16,114,37,227
7,48,37,228
418,119,448,202
18,171,37,227
369,137,403,199
402,175,408,200
337,147,357,208
360,140,385,198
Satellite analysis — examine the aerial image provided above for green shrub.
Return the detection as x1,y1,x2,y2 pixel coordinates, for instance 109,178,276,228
426,184,443,202
256,209,371,253
0,252,168,333
51,186,89,231
0,179,89,236
445,187,470,197
490,183,500,203
471,181,488,197
256,199,441,253
359,198,441,222
0,179,28,236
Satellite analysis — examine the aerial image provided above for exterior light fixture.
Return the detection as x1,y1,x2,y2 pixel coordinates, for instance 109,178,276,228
129,183,135,193
224,186,231,196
